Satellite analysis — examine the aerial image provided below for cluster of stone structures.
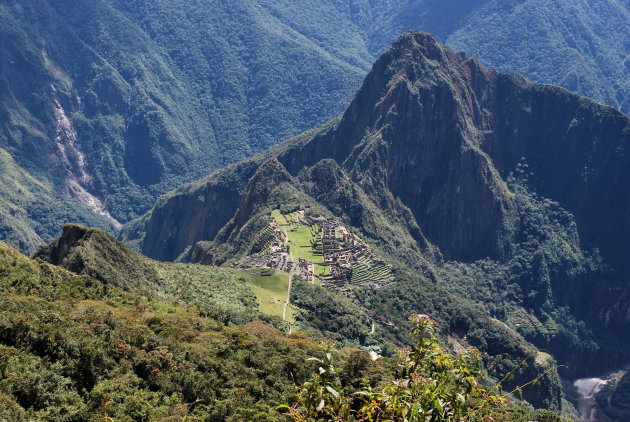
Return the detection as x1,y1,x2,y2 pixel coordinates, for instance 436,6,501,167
268,222,287,253
241,251,294,274
240,211,393,289
312,219,394,289
297,258,314,283
316,220,366,285
241,221,293,271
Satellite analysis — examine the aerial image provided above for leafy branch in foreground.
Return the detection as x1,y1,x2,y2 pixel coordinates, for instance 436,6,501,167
282,315,563,421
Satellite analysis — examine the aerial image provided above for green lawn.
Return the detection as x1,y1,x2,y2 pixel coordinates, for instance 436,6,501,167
271,209,285,225
272,209,330,277
272,209,301,226
314,264,330,276
241,269,294,322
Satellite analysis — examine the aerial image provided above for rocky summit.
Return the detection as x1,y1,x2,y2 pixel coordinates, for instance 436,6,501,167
122,31,630,409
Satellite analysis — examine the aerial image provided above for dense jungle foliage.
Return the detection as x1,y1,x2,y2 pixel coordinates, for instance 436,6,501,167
0,237,570,421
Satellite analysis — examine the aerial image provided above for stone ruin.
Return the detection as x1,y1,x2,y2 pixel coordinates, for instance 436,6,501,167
241,211,394,290
297,258,314,283
241,251,294,274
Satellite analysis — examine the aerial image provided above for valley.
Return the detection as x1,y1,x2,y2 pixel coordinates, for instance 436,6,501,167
573,365,630,422
0,0,628,418
575,376,608,422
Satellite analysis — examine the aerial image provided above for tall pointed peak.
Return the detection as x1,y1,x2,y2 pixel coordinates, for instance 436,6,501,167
379,30,461,73
388,30,443,59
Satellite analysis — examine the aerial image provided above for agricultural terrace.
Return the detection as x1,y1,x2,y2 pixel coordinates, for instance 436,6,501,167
267,209,394,290
271,209,330,276
241,268,295,323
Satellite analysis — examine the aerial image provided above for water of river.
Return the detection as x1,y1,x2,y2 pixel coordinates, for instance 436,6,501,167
574,377,607,422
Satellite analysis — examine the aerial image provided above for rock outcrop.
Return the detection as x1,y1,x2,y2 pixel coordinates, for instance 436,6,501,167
122,32,630,381
126,31,630,267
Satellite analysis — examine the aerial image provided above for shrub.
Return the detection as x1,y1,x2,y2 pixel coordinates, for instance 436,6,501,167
283,315,564,422
284,314,509,421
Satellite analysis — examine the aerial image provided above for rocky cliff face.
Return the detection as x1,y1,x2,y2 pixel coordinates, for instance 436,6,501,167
131,32,630,265
333,34,512,261
123,32,630,380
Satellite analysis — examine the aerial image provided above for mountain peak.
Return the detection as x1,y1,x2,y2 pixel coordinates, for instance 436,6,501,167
380,30,468,78
388,30,443,59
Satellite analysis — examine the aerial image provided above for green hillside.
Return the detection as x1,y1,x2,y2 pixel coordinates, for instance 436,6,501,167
123,32,630,413
0,0,367,251
0,238,327,421
1,0,628,251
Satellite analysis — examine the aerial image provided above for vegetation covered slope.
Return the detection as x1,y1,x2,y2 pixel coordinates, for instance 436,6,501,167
35,224,259,324
1,0,628,252
287,315,572,422
0,237,348,421
123,31,630,404
0,0,366,251
0,235,571,421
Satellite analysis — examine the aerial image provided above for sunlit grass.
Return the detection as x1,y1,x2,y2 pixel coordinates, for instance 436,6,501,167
272,210,331,278
241,269,294,323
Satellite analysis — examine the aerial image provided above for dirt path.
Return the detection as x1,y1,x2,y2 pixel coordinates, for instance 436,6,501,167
278,223,295,332
282,272,293,323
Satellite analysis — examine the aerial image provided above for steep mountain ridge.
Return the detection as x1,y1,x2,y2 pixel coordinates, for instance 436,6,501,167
127,32,630,267
2,0,628,252
446,0,630,113
122,32,630,382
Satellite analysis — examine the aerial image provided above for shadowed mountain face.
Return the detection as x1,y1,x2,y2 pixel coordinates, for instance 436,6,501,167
126,31,630,266
123,32,630,381
1,0,628,252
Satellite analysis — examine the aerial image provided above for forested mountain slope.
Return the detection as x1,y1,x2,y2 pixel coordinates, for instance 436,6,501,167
1,0,628,252
0,0,366,251
0,232,343,420
123,32,630,406
0,226,575,420
375,0,630,113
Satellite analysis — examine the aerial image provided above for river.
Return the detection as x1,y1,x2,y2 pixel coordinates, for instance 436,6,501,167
574,377,607,422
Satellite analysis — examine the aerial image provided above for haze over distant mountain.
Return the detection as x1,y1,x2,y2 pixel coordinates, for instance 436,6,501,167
123,33,630,415
1,0,628,252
